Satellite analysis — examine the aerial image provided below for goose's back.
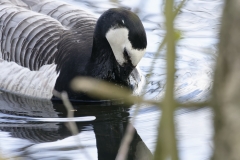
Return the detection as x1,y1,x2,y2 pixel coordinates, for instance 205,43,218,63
0,0,97,98
0,0,97,70
0,0,145,99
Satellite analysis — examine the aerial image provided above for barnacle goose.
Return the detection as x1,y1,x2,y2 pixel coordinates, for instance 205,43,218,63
0,0,147,100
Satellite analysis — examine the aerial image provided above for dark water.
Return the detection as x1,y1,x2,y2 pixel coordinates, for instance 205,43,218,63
0,0,223,159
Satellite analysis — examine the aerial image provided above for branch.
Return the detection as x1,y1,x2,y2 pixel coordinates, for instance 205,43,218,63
52,90,92,160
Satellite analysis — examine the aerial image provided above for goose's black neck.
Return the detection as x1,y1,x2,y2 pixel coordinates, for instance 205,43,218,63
54,8,147,100
54,29,132,99
86,34,131,86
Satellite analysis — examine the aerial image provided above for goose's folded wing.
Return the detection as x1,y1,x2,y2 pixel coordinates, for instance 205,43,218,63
9,0,97,29
0,1,64,70
0,0,97,70
0,0,145,98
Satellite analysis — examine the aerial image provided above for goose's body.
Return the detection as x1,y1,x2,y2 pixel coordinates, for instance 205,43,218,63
0,0,147,100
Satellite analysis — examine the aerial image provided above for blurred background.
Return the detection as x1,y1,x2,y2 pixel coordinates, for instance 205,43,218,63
0,0,223,159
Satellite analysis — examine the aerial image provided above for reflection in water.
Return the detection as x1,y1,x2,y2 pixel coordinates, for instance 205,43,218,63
0,0,222,159
0,92,152,160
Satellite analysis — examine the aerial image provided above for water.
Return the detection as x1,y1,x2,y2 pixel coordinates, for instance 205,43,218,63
0,0,223,159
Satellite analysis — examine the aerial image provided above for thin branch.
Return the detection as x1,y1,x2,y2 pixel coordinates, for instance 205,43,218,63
70,1,190,159
173,0,187,18
115,122,136,160
52,90,92,160
72,76,208,108
154,0,181,159
144,0,186,96
177,101,210,108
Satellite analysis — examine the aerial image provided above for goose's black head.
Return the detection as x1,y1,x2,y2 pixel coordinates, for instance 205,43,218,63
54,8,147,100
92,8,147,83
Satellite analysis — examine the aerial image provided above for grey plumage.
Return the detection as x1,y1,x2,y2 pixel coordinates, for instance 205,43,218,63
0,0,145,99
0,0,96,70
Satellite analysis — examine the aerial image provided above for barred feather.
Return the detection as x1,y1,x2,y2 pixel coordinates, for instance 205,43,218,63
0,0,144,98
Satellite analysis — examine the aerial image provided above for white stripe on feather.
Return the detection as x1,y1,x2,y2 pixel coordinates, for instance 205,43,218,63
0,0,145,99
0,58,145,99
0,59,58,99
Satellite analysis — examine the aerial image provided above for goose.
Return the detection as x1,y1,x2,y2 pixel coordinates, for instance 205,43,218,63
0,0,147,100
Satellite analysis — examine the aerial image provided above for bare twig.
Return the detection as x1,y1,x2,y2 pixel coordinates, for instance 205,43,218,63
154,0,181,159
115,122,136,160
52,90,92,160
0,152,5,160
173,0,187,18
70,2,191,159
177,101,209,108
115,2,188,159
72,77,208,108
144,0,186,96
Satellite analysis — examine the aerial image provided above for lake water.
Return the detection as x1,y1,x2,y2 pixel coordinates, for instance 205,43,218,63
0,0,223,159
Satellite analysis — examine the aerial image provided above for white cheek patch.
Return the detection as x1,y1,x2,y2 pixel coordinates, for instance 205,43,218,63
106,27,146,66
106,28,128,65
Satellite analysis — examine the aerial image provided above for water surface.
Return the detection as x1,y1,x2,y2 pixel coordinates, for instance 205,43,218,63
0,0,222,159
